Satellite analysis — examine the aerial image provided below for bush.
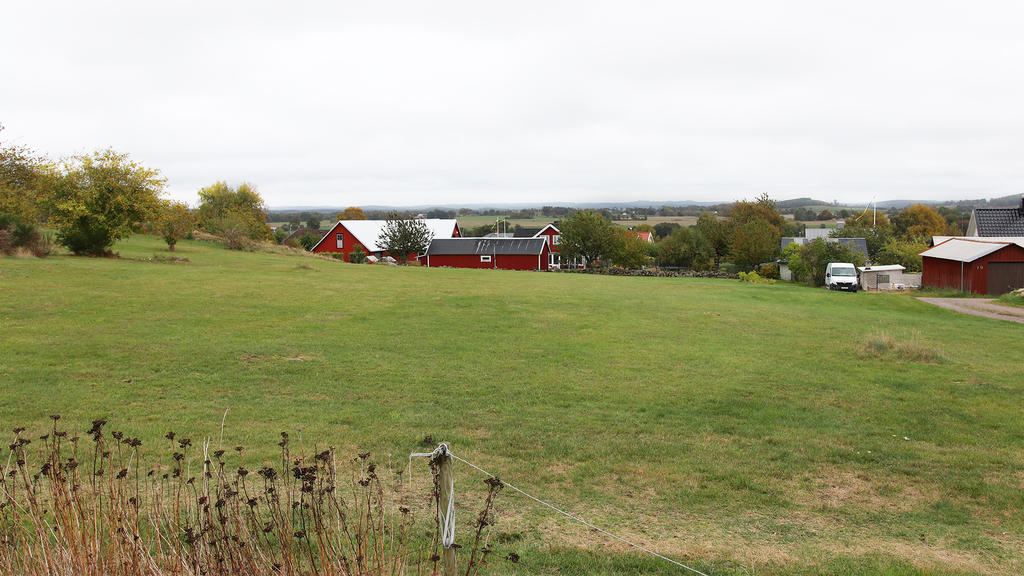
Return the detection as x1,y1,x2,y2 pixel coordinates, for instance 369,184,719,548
221,227,253,251
298,233,318,251
738,271,776,284
758,263,780,279
0,213,51,257
349,243,368,263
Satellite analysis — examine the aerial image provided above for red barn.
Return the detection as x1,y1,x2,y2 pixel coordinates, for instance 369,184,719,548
422,238,551,270
920,238,1024,294
311,219,461,262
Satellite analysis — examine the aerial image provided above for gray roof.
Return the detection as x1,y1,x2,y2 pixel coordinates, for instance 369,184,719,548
513,227,543,238
971,202,1024,236
426,237,547,255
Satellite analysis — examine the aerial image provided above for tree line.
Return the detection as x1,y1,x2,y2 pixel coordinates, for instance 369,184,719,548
554,194,959,282
0,127,282,255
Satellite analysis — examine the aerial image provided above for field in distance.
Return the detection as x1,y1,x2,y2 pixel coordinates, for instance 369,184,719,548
1,235,1022,575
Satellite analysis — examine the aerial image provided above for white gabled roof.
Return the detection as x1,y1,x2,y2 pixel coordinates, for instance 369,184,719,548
919,238,1011,263
312,219,459,252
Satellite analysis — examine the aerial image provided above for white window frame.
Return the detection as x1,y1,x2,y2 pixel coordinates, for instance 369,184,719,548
480,255,492,263
548,253,560,268
336,233,344,249
552,234,561,245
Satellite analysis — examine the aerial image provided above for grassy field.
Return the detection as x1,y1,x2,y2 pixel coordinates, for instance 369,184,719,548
2,235,1022,575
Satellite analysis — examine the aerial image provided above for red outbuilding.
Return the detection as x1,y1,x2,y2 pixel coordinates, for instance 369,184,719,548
310,219,461,262
920,238,1024,294
422,238,551,271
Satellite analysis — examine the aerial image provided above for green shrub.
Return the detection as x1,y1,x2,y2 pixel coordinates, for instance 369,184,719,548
758,263,780,279
298,233,318,251
997,289,1024,308
0,213,51,257
349,243,368,263
738,271,775,284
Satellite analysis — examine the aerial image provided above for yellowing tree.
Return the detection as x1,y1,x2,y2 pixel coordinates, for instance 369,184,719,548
196,181,271,241
338,206,366,220
156,200,195,251
0,126,52,222
892,204,947,240
48,149,165,256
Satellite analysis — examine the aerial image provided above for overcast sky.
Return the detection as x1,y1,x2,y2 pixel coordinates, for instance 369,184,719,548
3,1,1023,208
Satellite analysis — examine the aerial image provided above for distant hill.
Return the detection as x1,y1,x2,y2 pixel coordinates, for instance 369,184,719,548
269,194,1022,213
774,198,834,211
273,200,721,212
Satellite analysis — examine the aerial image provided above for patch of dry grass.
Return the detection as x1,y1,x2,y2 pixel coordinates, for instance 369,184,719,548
862,330,944,363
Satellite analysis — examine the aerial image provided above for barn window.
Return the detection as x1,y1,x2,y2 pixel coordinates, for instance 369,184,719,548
336,233,344,249
552,234,561,245
480,255,492,263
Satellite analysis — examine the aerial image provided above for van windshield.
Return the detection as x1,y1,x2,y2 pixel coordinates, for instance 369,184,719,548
832,268,856,276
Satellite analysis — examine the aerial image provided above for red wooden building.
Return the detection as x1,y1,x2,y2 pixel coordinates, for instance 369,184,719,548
310,219,461,262
920,238,1024,294
422,238,551,270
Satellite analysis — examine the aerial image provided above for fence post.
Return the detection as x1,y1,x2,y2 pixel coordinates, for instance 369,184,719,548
437,443,457,576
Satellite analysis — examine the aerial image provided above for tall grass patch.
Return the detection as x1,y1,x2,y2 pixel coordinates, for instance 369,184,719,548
862,330,944,363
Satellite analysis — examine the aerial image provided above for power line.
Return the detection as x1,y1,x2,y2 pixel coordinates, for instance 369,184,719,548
448,452,712,576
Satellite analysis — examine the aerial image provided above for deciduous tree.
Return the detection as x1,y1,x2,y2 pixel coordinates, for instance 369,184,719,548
696,211,730,267
891,204,947,240
196,181,271,241
378,213,432,263
338,206,366,220
155,200,194,251
609,228,649,269
48,149,164,256
0,125,52,222
556,210,618,267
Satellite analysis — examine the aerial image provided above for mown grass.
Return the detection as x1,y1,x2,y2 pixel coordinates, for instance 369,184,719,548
2,235,1023,575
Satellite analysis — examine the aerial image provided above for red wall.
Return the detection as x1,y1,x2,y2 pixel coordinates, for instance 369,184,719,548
536,226,560,252
922,244,1024,294
425,246,549,271
922,257,977,293
312,221,460,262
312,222,360,261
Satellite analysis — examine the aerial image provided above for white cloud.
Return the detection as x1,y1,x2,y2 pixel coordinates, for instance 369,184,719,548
2,1,1022,207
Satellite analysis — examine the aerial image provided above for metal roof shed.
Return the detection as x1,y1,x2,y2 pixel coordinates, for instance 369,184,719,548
857,264,908,291
920,239,1024,294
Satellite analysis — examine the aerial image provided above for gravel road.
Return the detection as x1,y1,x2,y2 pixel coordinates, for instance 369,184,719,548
917,297,1024,324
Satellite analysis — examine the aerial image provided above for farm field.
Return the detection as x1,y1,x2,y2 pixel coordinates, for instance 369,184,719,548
613,215,699,228
2,236,1023,575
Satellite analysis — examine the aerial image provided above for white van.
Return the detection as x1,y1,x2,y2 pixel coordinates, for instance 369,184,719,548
825,262,859,292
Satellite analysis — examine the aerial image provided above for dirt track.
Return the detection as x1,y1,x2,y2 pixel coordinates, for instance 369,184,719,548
917,298,1024,324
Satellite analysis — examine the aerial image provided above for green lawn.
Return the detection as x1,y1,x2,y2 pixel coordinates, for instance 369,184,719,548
1,235,1022,575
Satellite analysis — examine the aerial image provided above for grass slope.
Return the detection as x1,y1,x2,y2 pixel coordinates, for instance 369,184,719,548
1,235,1022,575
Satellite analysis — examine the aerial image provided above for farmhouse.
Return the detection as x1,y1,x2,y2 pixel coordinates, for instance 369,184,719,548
311,219,461,262
422,238,551,270
966,198,1024,237
920,238,1024,294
